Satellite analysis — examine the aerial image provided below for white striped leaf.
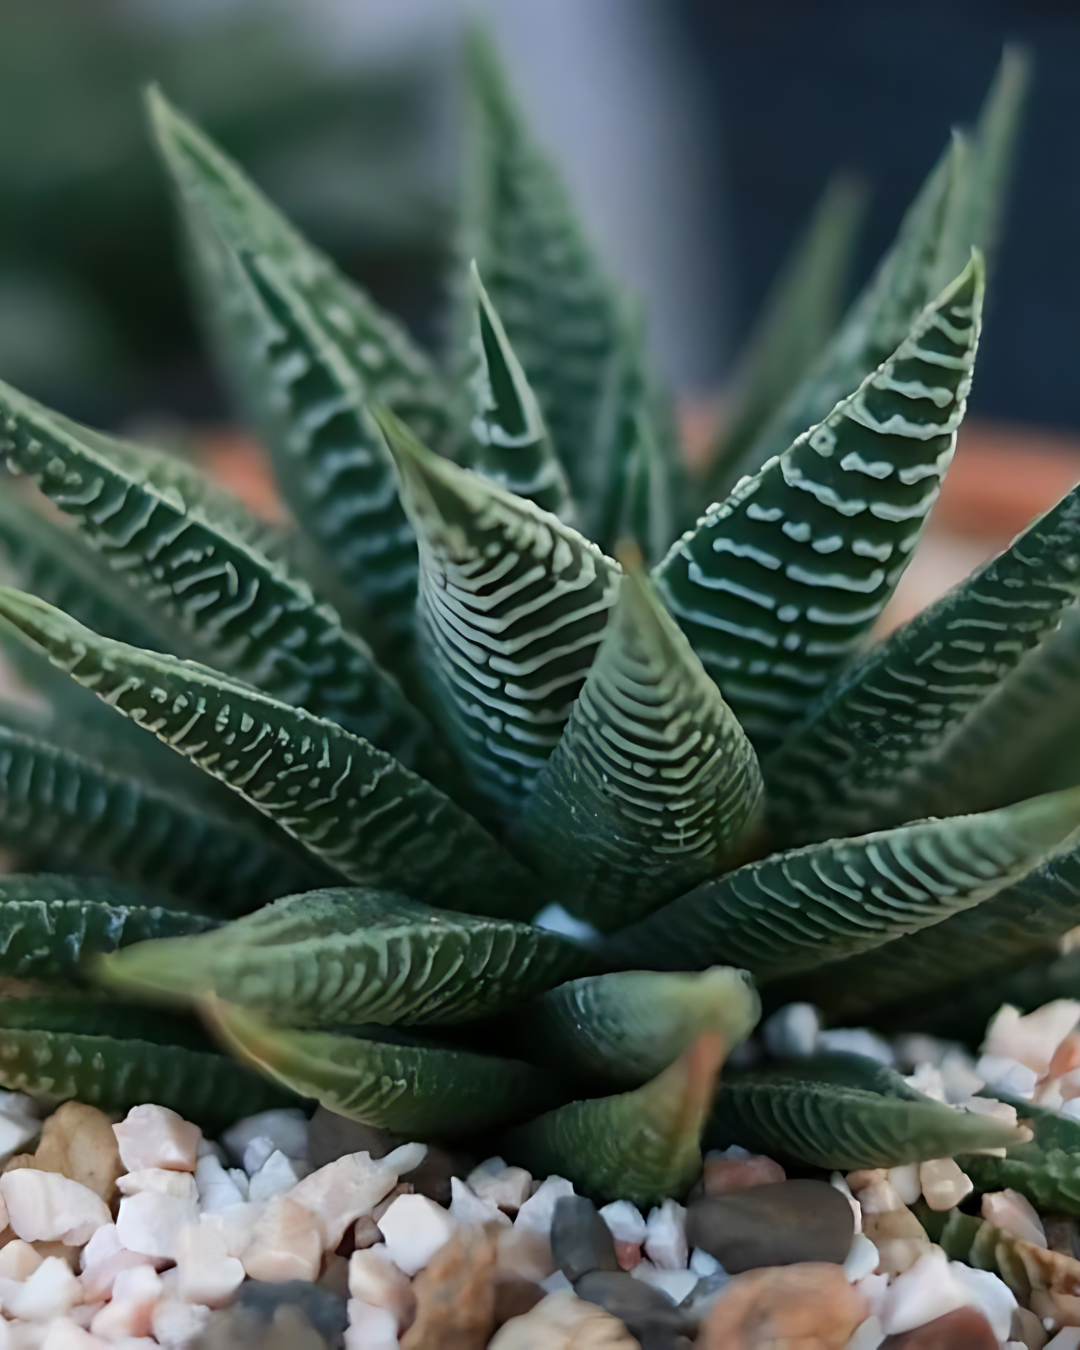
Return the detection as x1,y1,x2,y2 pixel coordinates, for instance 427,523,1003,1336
518,564,763,930
656,256,984,751
0,588,540,919
602,786,1080,981
379,409,621,816
766,479,1080,844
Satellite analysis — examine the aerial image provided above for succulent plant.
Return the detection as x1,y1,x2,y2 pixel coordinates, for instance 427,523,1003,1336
0,35,1073,1207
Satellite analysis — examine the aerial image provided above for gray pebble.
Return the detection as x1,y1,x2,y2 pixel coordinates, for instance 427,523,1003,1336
552,1195,619,1282
574,1269,682,1342
686,1179,853,1273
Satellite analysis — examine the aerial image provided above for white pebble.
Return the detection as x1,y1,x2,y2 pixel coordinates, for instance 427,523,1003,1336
949,1260,1017,1342
449,1177,509,1229
984,1001,1080,1077
644,1200,687,1271
247,1150,305,1203
193,1155,246,1214
598,1200,646,1245
90,1265,162,1340
39,1319,106,1350
0,1241,44,1280
902,1063,947,1102
634,1264,698,1305
856,1271,890,1320
844,1233,881,1283
0,1259,81,1321
115,1191,199,1261
886,1165,921,1206
982,1189,1047,1247
200,1202,265,1259
221,1108,309,1165
878,1248,970,1335
378,1193,457,1277
1047,1332,1080,1350
816,1028,894,1065
0,1172,111,1246
975,1054,1038,1100
116,1169,199,1203
348,1246,415,1331
173,1220,244,1308
288,1143,426,1251
79,1250,157,1305
514,1176,575,1236
846,1315,886,1350
241,1196,322,1283
113,1106,200,1173
196,1138,227,1164
465,1162,532,1215
78,1226,122,1275
0,1113,40,1167
241,1136,277,1177
344,1299,399,1350
151,1298,211,1349
829,1173,862,1233
938,1050,985,1104
689,1248,724,1277
919,1158,973,1212
531,903,600,943
855,1180,905,1215
762,1003,819,1058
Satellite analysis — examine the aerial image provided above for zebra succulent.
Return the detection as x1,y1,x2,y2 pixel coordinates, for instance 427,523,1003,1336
0,37,1074,1207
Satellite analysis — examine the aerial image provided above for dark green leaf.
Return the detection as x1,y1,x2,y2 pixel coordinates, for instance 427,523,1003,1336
657,256,984,753
518,564,763,930
504,1032,723,1207
504,968,759,1090
707,1053,1024,1169
0,587,539,919
101,886,588,1027
209,1000,560,1138
379,409,621,816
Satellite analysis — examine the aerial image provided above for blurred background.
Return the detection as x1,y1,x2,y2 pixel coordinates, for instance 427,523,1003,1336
2,0,1079,618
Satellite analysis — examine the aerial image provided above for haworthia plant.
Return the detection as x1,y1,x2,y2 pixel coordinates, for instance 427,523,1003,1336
658,257,983,752
0,39,1070,1208
960,1093,1080,1215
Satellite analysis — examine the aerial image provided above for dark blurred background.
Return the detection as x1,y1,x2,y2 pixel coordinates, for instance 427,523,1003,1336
1,0,1077,437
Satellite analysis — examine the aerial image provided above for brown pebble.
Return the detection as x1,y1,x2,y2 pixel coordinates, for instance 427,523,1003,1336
702,1153,786,1197
29,1102,124,1205
1011,1305,1049,1350
353,1215,383,1250
613,1240,640,1272
496,1227,555,1283
317,1253,350,1300
882,1306,997,1349
488,1290,639,1349
699,1262,867,1349
400,1226,496,1350
373,1181,414,1224
493,1277,545,1327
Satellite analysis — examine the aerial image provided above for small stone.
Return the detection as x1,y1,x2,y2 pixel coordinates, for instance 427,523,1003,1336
984,1001,1080,1077
817,1027,894,1064
353,1214,383,1250
689,1248,724,1278
975,1054,1039,1099
862,1209,931,1277
494,1278,545,1327
306,1109,463,1204
857,1180,907,1214
288,1142,426,1250
516,1177,575,1237
79,1249,158,1304
1,1256,82,1321
0,1171,111,1245
174,1219,245,1307
349,1245,416,1332
982,1189,1047,1247
400,1226,496,1350
248,1151,305,1204
551,1197,618,1283
200,1201,264,1260
830,1173,863,1233
598,1202,646,1246
632,1263,698,1306
762,1003,820,1058
242,1137,278,1178
221,1109,309,1166
450,1176,511,1230
78,1223,122,1271
878,1248,972,1335
881,1306,997,1348
39,1319,108,1350
112,1105,200,1173
116,1168,200,1202
28,1104,123,1206
90,1264,163,1339
489,1288,644,1349
496,1226,556,1283
237,1278,348,1343
194,1154,247,1213
847,1170,888,1192
345,1299,398,1350
379,1192,458,1277
614,1242,640,1272
151,1297,212,1349
644,1200,687,1271
701,1153,785,1197
574,1269,682,1341
241,1196,324,1283
373,1180,415,1223
467,1163,532,1216
845,1233,883,1282
0,1238,43,1279
699,1262,867,1349
686,1179,854,1273
919,1159,973,1212
115,1190,199,1260
949,1262,1017,1342
887,1165,921,1206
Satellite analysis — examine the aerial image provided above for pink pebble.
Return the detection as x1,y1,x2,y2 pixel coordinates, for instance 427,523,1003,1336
703,1154,786,1197
614,1241,641,1272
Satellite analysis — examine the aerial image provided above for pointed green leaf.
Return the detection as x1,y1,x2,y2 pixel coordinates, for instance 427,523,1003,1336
783,838,1080,1022
0,587,539,919
0,995,295,1132
0,874,218,981
604,787,1080,982
467,262,575,522
101,886,588,1028
458,27,625,510
379,410,621,815
505,968,759,1090
766,478,1080,845
960,1092,1080,1216
503,1032,724,1207
657,257,983,753
209,1000,561,1138
710,173,868,484
0,716,322,913
707,1054,1026,1169
0,378,453,787
518,564,763,931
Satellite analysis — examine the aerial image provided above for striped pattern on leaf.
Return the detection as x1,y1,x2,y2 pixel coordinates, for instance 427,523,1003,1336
0,719,320,914
0,874,217,981
505,968,759,1090
102,886,588,1028
603,787,1080,981
519,565,763,931
0,379,449,784
209,1000,561,1138
0,588,538,919
468,262,574,521
381,410,621,814
503,1032,724,1207
708,1055,1025,1169
657,256,983,752
766,478,1080,844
